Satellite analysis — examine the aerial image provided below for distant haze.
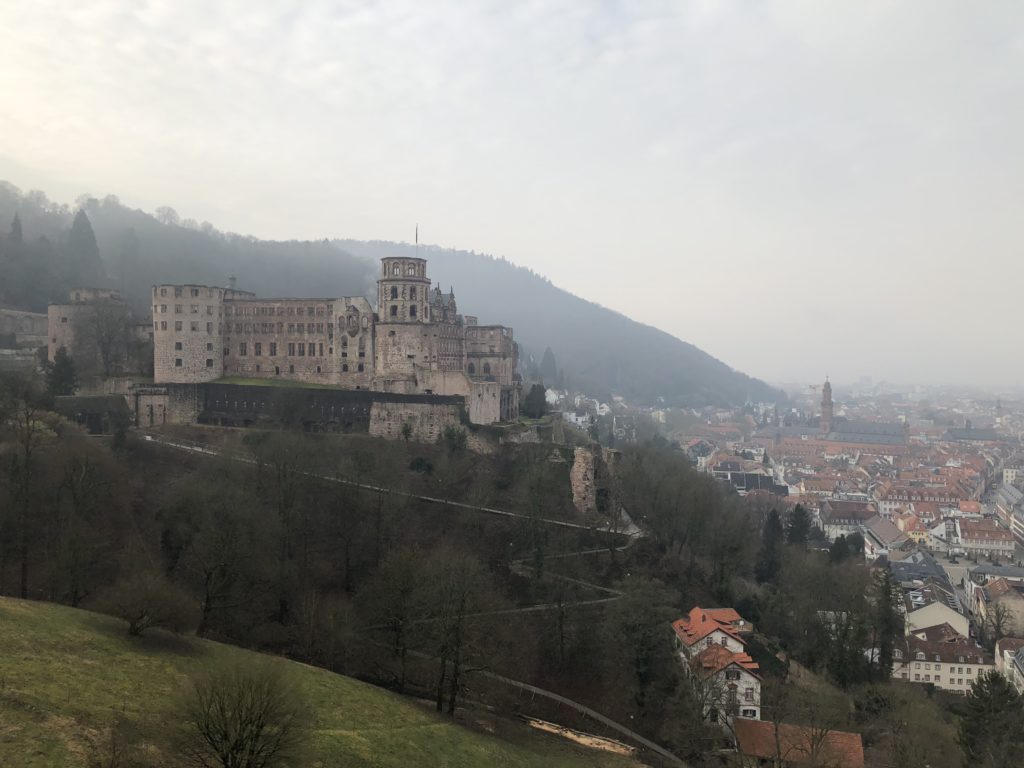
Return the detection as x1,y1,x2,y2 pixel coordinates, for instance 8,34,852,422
2,2,1022,387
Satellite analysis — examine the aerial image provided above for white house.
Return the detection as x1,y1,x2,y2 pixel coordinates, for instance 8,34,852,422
893,637,993,695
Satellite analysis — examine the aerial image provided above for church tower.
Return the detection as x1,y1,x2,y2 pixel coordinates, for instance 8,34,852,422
820,378,833,435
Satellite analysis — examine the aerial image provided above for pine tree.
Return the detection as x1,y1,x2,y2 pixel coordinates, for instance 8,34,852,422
9,213,22,244
521,384,547,419
786,504,812,546
540,347,558,385
67,209,102,284
47,346,79,396
755,509,785,583
870,568,903,679
959,671,1024,767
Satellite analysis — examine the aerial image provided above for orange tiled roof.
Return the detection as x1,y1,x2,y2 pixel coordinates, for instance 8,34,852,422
671,606,745,648
733,719,865,768
694,643,760,677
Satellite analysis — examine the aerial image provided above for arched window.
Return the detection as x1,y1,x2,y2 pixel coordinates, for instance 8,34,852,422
361,316,368,328
390,305,398,317
393,264,400,275
409,287,416,300
407,265,415,276
390,286,398,299
483,362,491,375
468,363,476,375
410,305,417,318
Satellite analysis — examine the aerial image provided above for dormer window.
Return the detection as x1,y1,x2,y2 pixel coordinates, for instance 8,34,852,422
894,649,903,659
916,652,925,661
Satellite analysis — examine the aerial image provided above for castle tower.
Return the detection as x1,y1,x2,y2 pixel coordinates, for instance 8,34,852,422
820,377,833,435
377,257,430,323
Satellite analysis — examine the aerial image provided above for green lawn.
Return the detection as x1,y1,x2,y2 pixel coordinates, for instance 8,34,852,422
214,376,341,390
0,598,641,767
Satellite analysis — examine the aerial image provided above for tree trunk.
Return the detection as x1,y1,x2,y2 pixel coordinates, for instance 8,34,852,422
435,658,447,712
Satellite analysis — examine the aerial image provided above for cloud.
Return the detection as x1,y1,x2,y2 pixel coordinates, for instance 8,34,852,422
1,1,1022,385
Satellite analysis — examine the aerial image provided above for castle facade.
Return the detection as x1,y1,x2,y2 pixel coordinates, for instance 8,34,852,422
150,256,520,424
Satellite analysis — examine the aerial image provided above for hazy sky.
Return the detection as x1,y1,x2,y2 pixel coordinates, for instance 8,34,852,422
2,2,1022,387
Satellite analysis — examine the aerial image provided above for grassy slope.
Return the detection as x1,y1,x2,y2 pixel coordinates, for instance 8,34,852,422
0,598,640,768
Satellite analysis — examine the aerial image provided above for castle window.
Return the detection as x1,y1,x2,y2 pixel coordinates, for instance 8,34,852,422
288,343,295,355
342,364,348,372
316,365,321,373
239,342,247,356
175,341,182,351
357,363,364,372
254,342,262,356
175,321,183,331
319,343,324,356
306,307,314,316
161,321,167,330
298,343,305,356
391,286,398,299
410,305,417,318
270,342,277,356
468,363,476,375
191,288,199,297
362,316,368,328
191,304,199,314
390,305,398,317
160,305,167,313
407,266,415,276
206,359,213,368
175,304,183,314
174,287,182,297
160,288,167,297
206,322,213,334
207,342,213,351
409,287,416,300
175,358,182,367
289,365,295,373
483,363,491,375
393,264,400,275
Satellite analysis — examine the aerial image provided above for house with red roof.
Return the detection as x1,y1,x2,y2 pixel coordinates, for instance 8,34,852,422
732,719,865,768
673,607,761,721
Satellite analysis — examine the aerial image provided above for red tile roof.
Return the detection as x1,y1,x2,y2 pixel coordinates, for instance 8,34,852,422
671,606,745,648
694,643,760,678
733,719,865,768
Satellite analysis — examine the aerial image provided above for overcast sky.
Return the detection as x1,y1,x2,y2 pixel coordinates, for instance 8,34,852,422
2,2,1022,387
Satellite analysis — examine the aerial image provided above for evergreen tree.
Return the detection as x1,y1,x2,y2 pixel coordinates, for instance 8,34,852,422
755,509,785,583
47,346,79,396
66,209,102,284
870,568,903,679
539,347,558,385
786,504,813,546
959,670,1024,767
829,535,851,563
521,383,547,419
9,212,22,244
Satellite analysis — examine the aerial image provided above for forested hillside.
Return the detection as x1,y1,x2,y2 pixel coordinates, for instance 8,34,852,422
0,181,779,406
339,240,781,406
0,183,374,313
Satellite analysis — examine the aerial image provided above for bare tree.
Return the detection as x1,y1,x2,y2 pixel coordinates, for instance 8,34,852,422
985,601,1018,647
75,299,132,378
181,663,309,768
97,570,198,636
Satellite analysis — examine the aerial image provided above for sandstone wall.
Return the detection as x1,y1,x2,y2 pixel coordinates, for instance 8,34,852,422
369,400,462,443
153,285,225,383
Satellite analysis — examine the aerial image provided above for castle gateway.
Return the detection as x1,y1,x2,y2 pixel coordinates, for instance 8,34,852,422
149,256,520,425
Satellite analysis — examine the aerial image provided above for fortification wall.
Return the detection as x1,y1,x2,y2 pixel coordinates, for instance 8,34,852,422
0,308,47,348
369,400,463,443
